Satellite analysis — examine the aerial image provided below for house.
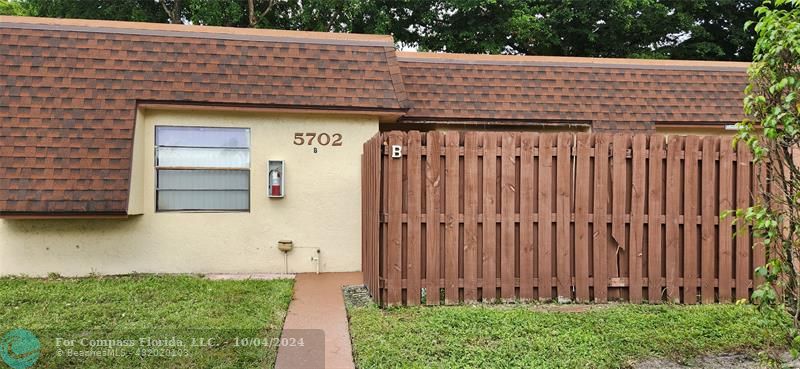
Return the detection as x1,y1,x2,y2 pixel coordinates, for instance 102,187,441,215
0,16,749,277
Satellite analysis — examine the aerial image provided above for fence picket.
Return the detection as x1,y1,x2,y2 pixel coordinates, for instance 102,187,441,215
519,133,536,300
629,134,647,303
574,133,591,302
684,136,700,304
371,137,380,302
718,136,734,302
406,131,422,305
556,133,572,301
501,134,517,300
593,134,610,302
362,146,366,289
611,135,628,300
483,133,498,302
538,134,554,301
701,136,718,303
386,132,404,306
666,135,683,303
753,163,767,288
361,139,373,302
463,132,479,302
736,142,751,301
364,131,760,306
425,131,441,305
445,133,460,303
648,135,665,303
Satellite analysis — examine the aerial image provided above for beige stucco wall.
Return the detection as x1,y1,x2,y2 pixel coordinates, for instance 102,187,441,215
0,109,378,276
127,108,145,215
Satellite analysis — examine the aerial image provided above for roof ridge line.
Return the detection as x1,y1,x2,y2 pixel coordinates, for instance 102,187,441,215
396,51,750,72
0,16,395,47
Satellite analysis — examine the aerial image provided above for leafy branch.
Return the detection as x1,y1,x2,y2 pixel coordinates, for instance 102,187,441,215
737,0,800,358
248,0,278,28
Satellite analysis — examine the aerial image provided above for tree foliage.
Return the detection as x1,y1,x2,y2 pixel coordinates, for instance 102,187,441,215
736,0,800,357
181,0,421,36
668,0,758,61
15,0,759,60
404,0,758,60
0,0,28,15
411,0,680,57
24,0,166,22
188,0,245,26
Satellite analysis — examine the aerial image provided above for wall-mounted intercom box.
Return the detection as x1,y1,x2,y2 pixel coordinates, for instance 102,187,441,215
268,160,285,198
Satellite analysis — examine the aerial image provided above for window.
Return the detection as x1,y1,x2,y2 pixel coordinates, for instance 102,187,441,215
155,126,250,212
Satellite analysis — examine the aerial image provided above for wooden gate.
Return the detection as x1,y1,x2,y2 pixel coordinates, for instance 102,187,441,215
362,131,764,306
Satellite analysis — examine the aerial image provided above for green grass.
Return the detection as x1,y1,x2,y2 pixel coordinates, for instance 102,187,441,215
348,303,789,369
0,275,294,369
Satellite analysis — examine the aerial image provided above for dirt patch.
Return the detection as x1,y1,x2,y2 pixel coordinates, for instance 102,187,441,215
343,284,374,308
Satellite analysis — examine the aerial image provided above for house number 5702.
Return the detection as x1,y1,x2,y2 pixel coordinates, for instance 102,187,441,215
293,132,343,146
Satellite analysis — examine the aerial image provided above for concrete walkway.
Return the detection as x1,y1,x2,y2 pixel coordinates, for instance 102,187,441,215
275,272,362,369
204,273,294,281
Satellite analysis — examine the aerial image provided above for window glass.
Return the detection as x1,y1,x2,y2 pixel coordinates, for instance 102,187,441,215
156,147,250,168
156,126,250,148
157,190,249,211
157,170,249,190
155,126,250,212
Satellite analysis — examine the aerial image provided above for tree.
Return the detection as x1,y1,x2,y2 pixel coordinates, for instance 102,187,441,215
406,0,674,56
403,0,758,59
24,0,166,22
23,0,166,22
246,0,275,27
157,0,184,24
0,0,28,15
17,0,761,61
666,0,758,61
507,0,684,58
286,0,399,34
187,0,246,26
736,0,800,356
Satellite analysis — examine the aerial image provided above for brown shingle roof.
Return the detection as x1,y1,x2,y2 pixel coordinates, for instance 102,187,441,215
0,17,751,216
397,52,749,129
0,16,406,215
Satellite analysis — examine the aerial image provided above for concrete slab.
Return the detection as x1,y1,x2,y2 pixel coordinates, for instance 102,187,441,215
204,273,295,281
276,272,361,369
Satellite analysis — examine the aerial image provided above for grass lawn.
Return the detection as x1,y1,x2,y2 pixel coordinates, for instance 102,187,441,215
0,275,294,369
348,303,789,369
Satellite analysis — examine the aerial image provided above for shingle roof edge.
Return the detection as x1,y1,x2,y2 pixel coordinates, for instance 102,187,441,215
397,51,751,72
0,16,395,47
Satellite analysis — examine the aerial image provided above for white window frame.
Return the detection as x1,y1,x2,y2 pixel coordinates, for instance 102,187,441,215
154,126,251,212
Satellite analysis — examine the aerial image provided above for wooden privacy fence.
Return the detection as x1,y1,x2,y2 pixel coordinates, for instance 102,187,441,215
361,131,766,306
